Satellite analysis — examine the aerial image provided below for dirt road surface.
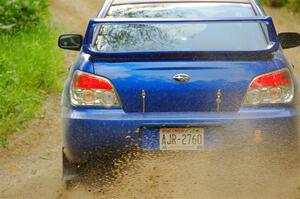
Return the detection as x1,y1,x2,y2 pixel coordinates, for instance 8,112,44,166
0,1,300,199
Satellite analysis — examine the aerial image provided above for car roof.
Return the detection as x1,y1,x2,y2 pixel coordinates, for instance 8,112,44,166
112,0,252,5
98,0,265,18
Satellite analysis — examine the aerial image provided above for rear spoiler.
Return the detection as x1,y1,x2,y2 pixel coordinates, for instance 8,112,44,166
82,17,279,61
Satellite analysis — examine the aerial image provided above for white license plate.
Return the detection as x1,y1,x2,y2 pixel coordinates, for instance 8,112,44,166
160,128,204,150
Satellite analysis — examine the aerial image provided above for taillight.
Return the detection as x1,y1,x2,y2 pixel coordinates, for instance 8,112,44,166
70,70,121,107
243,68,294,106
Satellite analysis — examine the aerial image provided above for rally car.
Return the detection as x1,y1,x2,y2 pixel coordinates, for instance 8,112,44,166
58,0,300,180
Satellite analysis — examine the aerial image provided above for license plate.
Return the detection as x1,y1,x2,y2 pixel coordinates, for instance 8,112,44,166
160,128,204,150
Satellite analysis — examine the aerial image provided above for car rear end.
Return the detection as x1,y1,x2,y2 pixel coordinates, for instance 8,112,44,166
61,1,300,163
62,61,300,162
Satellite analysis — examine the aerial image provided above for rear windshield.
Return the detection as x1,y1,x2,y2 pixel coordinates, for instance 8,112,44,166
94,3,269,53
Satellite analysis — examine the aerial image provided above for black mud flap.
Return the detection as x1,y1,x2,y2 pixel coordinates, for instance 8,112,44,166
62,150,82,189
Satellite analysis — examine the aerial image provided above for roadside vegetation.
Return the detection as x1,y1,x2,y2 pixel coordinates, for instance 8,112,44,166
0,0,64,147
260,0,300,13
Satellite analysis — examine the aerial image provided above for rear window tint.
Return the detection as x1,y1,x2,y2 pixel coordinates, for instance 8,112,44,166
94,22,269,52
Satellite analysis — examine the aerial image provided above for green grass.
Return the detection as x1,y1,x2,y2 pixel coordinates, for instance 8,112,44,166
0,19,64,147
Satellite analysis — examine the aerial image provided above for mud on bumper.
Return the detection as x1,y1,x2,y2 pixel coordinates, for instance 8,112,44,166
62,106,300,162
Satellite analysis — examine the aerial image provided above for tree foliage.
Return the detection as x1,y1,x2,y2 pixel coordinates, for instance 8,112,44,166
0,0,48,33
260,0,300,13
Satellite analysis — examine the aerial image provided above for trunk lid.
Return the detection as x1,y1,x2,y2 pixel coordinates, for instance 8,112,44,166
93,60,276,112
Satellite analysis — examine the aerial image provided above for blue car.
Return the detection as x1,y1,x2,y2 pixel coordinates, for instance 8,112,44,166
59,0,300,179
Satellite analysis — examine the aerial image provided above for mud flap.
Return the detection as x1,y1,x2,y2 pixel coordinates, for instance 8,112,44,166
63,150,81,183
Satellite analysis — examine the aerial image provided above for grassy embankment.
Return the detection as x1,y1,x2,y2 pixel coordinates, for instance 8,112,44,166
0,0,64,147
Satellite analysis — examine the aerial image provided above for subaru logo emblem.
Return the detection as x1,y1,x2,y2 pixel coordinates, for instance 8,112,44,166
173,74,190,83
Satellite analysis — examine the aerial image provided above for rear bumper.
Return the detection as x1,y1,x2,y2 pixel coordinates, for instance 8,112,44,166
62,106,300,162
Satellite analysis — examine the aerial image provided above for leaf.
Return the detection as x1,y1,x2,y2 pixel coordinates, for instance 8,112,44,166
0,23,16,30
